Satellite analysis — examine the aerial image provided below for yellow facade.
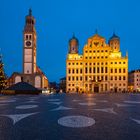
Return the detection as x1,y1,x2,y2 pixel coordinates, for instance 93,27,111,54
66,33,128,93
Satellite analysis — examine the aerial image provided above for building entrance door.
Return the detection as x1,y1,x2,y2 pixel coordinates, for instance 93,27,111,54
114,87,117,93
94,84,99,93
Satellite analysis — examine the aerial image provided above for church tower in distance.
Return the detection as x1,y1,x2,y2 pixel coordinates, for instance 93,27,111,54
8,9,49,89
23,9,37,74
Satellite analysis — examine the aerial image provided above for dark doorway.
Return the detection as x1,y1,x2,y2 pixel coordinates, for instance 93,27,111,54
94,85,99,93
76,87,79,93
114,87,117,93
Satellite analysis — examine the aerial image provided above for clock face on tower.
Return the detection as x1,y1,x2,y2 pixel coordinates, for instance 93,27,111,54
26,41,32,47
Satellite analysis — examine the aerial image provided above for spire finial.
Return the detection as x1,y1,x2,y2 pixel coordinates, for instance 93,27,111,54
29,8,32,16
95,29,98,34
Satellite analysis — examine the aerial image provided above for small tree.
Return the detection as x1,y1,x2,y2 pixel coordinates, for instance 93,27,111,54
0,55,7,90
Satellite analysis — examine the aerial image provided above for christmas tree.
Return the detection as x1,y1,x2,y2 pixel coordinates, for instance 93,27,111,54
0,55,7,90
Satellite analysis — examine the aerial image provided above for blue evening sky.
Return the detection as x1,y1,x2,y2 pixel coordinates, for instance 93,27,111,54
0,0,140,82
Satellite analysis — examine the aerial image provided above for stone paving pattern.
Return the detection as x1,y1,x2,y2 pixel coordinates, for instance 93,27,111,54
0,93,140,140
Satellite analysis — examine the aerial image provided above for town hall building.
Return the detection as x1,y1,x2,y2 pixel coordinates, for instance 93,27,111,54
66,32,128,93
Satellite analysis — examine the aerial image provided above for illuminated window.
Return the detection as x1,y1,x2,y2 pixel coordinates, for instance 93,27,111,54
89,67,92,73
68,69,71,74
29,35,32,39
72,69,74,74
80,69,82,73
97,67,99,73
101,76,104,80
26,35,28,40
123,76,126,80
119,76,121,80
85,67,88,73
76,69,78,73
123,69,126,73
76,77,78,80
105,67,108,73
93,67,96,73
119,69,121,73
101,67,104,73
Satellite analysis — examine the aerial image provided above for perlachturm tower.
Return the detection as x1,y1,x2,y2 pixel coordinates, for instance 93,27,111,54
8,9,48,89
66,32,128,93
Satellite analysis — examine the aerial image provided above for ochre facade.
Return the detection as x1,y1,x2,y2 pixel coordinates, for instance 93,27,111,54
66,33,128,93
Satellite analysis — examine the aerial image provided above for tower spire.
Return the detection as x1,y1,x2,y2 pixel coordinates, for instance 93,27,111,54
95,29,98,34
29,8,32,16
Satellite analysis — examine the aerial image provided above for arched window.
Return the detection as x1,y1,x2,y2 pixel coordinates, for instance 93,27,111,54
35,76,41,88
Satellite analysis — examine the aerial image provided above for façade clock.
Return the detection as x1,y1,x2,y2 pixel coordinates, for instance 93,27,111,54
26,41,32,47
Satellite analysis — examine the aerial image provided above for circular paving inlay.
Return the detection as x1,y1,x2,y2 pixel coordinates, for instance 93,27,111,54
79,102,96,106
48,99,60,101
58,115,95,128
16,105,38,109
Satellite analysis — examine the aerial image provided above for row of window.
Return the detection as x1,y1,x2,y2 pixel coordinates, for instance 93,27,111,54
85,62,108,65
85,67,108,73
85,56,108,59
25,35,32,40
85,50,108,53
68,61,126,66
111,62,126,64
68,76,83,81
68,68,126,74
110,68,126,73
68,76,126,81
110,83,126,86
